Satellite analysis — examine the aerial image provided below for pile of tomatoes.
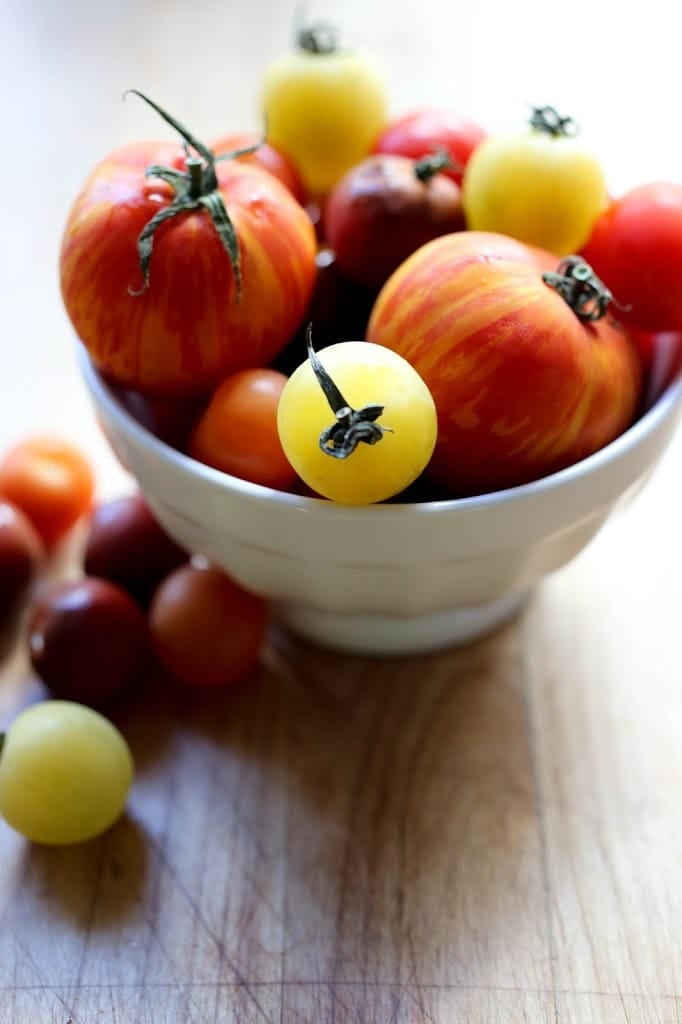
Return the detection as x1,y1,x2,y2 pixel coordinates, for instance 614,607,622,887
3,20,682,849
59,22,682,504
0,437,268,845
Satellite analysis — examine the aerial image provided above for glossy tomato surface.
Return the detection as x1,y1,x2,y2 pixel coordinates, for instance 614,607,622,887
367,232,641,496
60,141,317,397
581,183,682,332
373,109,486,186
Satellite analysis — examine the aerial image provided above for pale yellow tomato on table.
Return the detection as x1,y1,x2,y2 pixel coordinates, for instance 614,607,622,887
277,339,437,504
0,701,134,845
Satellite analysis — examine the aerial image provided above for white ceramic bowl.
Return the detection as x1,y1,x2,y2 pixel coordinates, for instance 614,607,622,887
79,347,682,656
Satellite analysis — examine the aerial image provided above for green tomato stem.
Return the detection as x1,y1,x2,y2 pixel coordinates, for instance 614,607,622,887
123,90,242,300
295,10,339,54
529,105,578,138
305,325,392,459
542,256,619,322
414,148,457,183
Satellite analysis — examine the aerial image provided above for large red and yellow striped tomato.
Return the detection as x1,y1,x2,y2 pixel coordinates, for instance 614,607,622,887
60,95,317,398
367,232,642,496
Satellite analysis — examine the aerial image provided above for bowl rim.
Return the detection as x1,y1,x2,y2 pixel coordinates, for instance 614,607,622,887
79,342,682,517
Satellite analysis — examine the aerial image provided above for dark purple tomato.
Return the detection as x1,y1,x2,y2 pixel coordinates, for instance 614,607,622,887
84,493,187,605
28,577,148,703
0,500,44,625
324,152,465,289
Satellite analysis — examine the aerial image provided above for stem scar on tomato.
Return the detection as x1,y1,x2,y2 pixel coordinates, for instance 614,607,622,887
305,325,393,458
529,104,579,137
124,90,262,301
542,255,630,322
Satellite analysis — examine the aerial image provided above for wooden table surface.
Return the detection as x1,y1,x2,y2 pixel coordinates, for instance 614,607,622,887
1,2,681,1022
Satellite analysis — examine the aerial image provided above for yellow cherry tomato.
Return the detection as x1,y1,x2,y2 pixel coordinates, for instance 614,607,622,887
277,339,437,504
0,701,134,845
262,22,387,196
462,105,607,255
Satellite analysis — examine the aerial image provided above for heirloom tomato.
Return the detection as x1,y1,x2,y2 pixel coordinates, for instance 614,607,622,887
367,232,641,496
277,332,437,504
324,152,465,290
373,108,486,187
581,183,682,332
462,105,607,255
60,93,317,398
262,21,387,196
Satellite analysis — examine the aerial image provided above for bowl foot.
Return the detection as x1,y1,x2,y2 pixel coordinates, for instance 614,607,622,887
273,588,532,656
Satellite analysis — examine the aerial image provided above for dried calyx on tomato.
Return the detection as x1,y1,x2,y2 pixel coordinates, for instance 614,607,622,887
124,90,261,300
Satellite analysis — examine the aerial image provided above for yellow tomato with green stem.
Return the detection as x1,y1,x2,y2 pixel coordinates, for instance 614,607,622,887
262,20,387,196
277,331,437,504
462,105,608,255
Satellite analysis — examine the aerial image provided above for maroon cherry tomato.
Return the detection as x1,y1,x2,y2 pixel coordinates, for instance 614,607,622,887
324,153,465,289
28,578,148,703
0,501,44,625
84,493,187,605
629,329,682,409
581,183,682,332
373,109,486,187
148,562,268,690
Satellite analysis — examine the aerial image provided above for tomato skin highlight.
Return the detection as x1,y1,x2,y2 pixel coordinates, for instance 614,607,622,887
60,142,317,398
0,436,95,547
373,108,486,187
581,183,682,332
367,232,641,496
189,368,298,491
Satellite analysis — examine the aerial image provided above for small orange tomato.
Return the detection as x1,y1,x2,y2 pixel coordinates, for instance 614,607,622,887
0,437,95,546
188,368,297,491
149,562,268,690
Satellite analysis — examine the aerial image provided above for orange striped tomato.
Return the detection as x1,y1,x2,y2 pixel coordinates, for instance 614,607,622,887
367,231,642,495
60,124,316,398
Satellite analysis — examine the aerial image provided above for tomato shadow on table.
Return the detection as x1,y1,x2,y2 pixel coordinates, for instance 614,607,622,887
171,607,544,986
17,813,148,930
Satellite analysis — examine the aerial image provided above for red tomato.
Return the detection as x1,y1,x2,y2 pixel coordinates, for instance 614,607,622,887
629,330,682,409
0,437,95,546
367,232,641,495
0,501,44,625
373,109,486,187
28,578,148,704
60,95,317,398
148,562,268,689
581,183,682,332
324,153,465,289
84,493,188,605
188,368,297,490
210,131,306,204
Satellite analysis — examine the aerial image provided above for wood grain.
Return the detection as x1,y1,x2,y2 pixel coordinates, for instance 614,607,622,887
1,1,681,1022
